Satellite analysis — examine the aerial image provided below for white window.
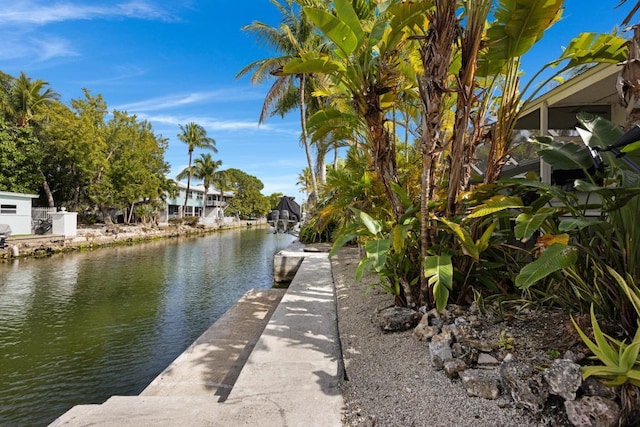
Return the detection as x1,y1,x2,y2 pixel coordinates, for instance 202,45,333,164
1,204,17,214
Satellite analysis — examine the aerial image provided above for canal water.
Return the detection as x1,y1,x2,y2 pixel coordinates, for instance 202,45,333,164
0,228,295,426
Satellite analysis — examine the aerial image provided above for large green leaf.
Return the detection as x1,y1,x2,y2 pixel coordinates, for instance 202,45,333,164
333,0,364,47
392,223,408,253
467,195,523,218
355,256,374,282
576,112,623,149
438,217,480,261
424,254,453,312
283,54,346,75
577,112,640,171
558,217,604,233
554,32,628,69
515,210,554,242
537,139,594,171
515,243,578,289
480,0,563,74
476,221,498,254
306,108,359,143
383,1,428,54
357,208,382,235
304,7,358,57
365,238,391,273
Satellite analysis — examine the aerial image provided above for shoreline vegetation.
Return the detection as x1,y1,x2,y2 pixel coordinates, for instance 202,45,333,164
1,220,268,260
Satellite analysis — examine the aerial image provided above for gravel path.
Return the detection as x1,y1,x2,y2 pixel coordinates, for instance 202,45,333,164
331,247,553,427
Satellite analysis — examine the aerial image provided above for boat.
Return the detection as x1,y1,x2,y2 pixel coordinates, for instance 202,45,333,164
267,196,301,234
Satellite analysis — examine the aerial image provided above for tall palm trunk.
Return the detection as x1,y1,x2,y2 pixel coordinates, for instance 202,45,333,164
418,0,458,307
363,87,404,222
447,0,490,216
299,74,318,202
183,151,193,217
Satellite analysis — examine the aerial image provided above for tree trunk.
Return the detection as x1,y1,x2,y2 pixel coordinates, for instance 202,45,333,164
315,140,328,186
183,151,193,217
40,169,55,208
619,24,640,129
127,203,135,224
299,74,318,202
447,0,488,216
100,205,113,226
418,0,458,307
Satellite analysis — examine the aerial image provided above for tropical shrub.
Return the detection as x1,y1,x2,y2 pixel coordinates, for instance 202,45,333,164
503,113,640,336
330,184,421,307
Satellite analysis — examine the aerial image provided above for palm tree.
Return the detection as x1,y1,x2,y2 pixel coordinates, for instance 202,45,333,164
296,167,313,197
237,0,326,202
211,169,235,218
177,122,217,215
7,72,60,207
190,153,222,217
10,71,58,128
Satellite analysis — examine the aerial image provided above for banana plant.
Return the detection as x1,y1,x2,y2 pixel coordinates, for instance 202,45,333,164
330,183,421,307
282,0,426,221
423,194,524,311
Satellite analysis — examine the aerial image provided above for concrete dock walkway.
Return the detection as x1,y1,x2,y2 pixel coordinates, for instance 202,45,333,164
50,250,343,426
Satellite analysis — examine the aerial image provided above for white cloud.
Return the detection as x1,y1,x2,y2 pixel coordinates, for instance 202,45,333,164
0,1,178,63
113,88,267,112
0,33,78,61
78,65,148,86
137,113,267,132
0,1,176,26
32,36,79,61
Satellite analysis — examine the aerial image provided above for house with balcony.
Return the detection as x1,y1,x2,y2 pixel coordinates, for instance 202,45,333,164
160,181,234,225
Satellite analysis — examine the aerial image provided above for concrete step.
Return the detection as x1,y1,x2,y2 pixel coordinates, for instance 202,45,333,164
51,396,220,427
141,288,284,400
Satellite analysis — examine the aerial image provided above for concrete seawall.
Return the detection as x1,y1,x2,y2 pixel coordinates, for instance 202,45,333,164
51,242,343,426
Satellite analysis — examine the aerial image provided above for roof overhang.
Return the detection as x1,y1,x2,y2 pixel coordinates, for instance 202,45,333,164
516,63,621,130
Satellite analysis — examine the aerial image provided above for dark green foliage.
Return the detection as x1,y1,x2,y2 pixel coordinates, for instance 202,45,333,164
298,216,337,243
225,168,271,219
0,126,41,193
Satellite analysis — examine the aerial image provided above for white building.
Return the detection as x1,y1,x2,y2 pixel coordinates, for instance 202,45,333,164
0,191,39,235
160,181,234,225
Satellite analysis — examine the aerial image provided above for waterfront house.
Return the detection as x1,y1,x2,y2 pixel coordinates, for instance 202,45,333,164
491,63,625,184
160,181,234,225
512,63,624,183
0,191,39,235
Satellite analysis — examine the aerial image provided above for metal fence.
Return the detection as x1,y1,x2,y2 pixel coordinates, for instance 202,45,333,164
31,207,56,234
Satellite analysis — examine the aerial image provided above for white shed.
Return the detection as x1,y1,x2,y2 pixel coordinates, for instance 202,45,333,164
0,191,38,235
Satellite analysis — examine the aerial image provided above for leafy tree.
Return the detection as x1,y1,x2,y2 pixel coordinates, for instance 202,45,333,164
283,0,424,224
268,192,284,210
225,168,270,219
0,126,41,193
107,110,171,223
177,122,217,213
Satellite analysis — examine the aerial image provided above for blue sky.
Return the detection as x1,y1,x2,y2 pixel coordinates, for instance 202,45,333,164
0,1,632,204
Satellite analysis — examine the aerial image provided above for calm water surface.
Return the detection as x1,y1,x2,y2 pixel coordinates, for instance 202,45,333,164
0,228,294,426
